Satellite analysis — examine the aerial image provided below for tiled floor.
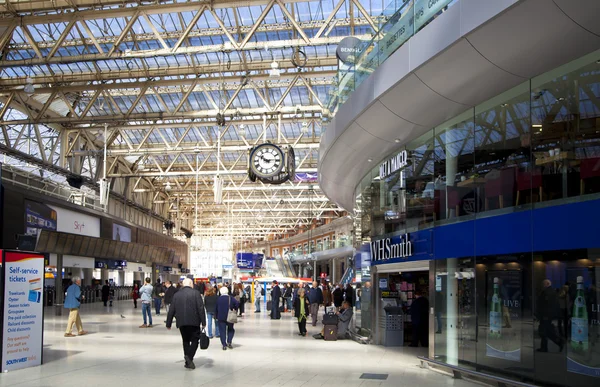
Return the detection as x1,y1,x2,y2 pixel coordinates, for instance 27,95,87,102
0,300,479,387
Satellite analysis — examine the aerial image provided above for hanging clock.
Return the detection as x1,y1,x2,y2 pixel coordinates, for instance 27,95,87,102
249,143,285,178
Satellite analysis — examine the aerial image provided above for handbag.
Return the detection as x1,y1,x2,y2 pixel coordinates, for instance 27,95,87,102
199,327,210,350
227,297,238,324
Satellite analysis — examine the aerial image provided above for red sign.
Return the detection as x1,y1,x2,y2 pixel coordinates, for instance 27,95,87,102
320,273,327,278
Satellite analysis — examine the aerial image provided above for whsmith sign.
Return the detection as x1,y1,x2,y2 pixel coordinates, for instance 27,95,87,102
370,233,412,261
379,150,408,179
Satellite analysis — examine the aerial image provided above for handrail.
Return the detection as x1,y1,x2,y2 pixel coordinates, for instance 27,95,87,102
325,0,458,120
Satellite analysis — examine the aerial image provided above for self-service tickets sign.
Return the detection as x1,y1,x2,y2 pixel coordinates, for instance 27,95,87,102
1,250,45,372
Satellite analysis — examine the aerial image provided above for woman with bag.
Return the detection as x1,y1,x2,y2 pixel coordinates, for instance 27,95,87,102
294,288,310,336
204,287,220,339
215,287,239,351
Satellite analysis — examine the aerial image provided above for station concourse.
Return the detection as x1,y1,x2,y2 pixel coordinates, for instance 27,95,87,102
0,301,476,387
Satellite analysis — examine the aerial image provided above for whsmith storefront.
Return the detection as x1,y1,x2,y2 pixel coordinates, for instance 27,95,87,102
354,52,600,387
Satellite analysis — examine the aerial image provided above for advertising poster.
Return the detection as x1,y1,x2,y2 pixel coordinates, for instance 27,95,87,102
566,269,600,378
113,224,131,243
25,200,57,236
2,251,45,372
486,270,522,362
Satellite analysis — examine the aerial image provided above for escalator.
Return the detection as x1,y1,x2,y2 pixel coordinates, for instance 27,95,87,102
341,267,355,286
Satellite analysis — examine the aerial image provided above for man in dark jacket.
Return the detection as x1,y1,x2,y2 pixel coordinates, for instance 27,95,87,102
333,284,344,309
153,279,164,316
270,281,282,320
344,284,355,307
166,278,206,370
410,290,429,347
536,279,563,352
308,281,324,326
164,281,177,315
101,280,110,307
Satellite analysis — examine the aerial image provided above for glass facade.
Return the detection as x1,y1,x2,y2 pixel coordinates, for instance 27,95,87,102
354,51,600,386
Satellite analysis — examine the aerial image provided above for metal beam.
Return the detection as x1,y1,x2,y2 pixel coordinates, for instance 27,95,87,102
111,168,317,178
0,35,371,67
0,104,322,125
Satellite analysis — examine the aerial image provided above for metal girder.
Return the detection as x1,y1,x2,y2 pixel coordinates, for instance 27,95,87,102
0,0,319,21
111,168,316,178
0,104,322,125
0,34,371,67
100,143,319,156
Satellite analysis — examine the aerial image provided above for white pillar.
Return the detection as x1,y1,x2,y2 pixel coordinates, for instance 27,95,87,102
446,259,459,365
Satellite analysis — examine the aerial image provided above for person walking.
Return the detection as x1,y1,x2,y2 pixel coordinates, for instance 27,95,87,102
283,283,293,312
270,280,282,320
64,277,87,337
254,280,262,313
308,281,324,326
322,281,332,308
164,280,177,317
139,277,154,328
215,287,239,351
204,287,220,339
236,283,246,317
101,280,110,307
536,279,564,352
166,278,206,370
409,290,429,347
131,283,139,309
294,288,310,336
153,279,164,316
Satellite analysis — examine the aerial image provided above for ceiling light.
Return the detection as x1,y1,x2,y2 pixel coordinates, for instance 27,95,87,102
394,139,401,143
367,158,373,162
165,182,172,190
269,61,280,78
24,77,35,95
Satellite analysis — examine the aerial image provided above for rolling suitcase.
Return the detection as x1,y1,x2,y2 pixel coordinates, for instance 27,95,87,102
267,301,272,311
323,325,338,341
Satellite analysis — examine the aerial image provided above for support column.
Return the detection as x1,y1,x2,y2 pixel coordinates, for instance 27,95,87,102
446,258,459,365
55,254,64,315
446,132,459,218
331,259,336,283
101,268,109,283
118,270,125,286
152,263,158,283
82,268,94,287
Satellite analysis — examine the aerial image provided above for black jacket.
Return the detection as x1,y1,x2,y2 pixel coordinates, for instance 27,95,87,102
204,294,218,314
195,282,205,295
153,283,164,298
410,296,429,326
293,296,310,318
333,288,344,307
166,287,206,329
101,284,110,300
536,286,559,320
164,285,177,304
344,286,355,307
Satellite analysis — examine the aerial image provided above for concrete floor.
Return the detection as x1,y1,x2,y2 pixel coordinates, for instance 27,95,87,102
0,300,481,387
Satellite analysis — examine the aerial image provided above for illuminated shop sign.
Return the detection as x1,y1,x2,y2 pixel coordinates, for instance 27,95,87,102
379,150,408,179
370,233,412,261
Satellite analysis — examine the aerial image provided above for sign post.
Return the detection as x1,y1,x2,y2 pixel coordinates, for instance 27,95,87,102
1,250,46,372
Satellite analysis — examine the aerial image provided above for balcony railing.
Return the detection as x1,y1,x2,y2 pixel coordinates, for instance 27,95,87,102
325,0,458,120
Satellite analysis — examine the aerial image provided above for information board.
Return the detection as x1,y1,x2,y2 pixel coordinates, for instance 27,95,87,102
1,250,45,372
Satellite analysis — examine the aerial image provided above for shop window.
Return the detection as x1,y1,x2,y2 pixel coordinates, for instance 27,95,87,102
474,82,531,214
434,110,476,221
404,131,435,231
531,54,600,204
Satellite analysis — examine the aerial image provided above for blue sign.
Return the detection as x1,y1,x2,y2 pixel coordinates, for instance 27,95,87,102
25,200,57,235
370,229,433,266
235,253,264,269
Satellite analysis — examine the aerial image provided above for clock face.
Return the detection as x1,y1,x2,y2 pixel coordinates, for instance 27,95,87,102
250,144,284,178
